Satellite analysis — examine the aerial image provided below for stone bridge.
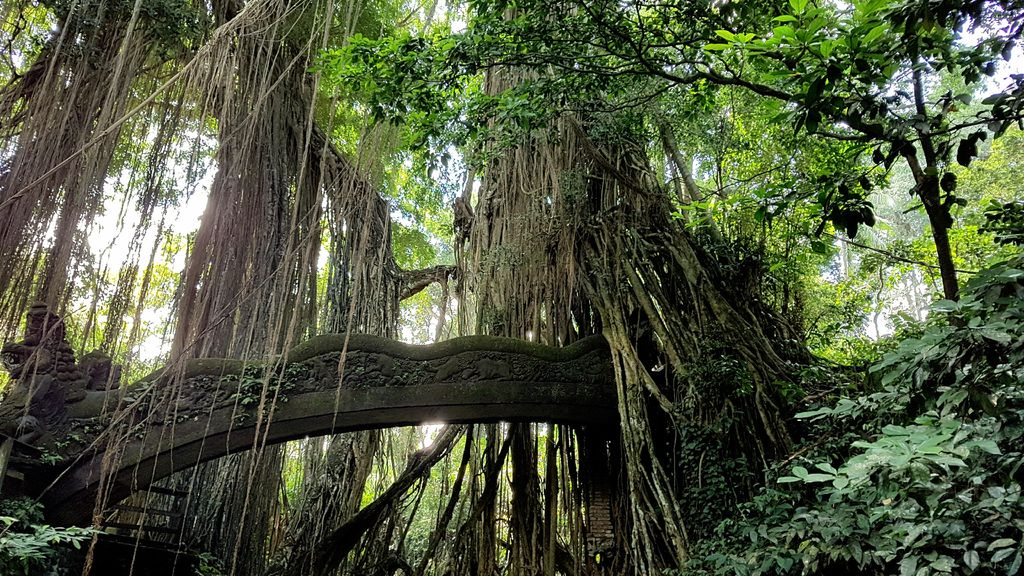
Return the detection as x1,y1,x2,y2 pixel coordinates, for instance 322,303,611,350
0,308,616,526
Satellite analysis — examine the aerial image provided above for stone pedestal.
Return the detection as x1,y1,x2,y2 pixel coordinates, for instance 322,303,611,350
581,429,624,574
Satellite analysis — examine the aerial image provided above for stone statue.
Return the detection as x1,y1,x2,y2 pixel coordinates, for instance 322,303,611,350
80,350,122,391
0,303,120,445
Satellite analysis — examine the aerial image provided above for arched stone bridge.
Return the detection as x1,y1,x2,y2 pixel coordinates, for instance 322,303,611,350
4,330,615,525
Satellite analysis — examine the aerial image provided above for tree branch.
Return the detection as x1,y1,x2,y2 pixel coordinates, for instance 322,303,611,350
829,233,977,275
399,265,457,301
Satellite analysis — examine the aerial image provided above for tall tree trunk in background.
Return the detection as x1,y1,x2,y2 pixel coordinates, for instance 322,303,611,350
264,150,403,574
452,66,601,574
167,1,331,571
510,424,543,576
576,127,811,570
907,59,960,301
457,58,812,570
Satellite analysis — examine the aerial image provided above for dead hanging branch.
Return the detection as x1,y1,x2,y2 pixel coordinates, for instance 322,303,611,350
267,426,464,576
399,265,458,301
413,425,474,576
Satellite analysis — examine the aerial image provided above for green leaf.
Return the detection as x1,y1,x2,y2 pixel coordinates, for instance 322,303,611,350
979,328,1012,343
810,239,831,254
796,406,832,419
994,548,1016,563
773,25,796,38
931,556,954,572
789,0,809,14
715,29,737,41
900,556,918,576
815,462,838,474
927,455,967,467
819,40,834,58
989,539,1016,551
863,24,887,46
963,550,980,571
704,43,731,51
968,439,1001,455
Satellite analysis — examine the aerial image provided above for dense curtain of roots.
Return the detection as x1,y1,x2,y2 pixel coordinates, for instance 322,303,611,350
1,0,404,574
455,62,812,570
450,68,610,576
0,0,206,333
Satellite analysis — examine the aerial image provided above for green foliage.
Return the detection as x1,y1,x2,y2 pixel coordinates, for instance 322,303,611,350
317,0,1019,306
318,30,485,157
391,223,437,270
45,0,208,52
688,255,1024,575
193,551,227,576
321,0,1024,230
0,5,55,84
385,153,456,271
674,423,757,539
0,498,93,576
983,200,1024,246
705,0,1024,239
943,127,1024,267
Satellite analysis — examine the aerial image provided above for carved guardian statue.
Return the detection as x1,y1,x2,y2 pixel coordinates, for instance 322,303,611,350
0,303,119,445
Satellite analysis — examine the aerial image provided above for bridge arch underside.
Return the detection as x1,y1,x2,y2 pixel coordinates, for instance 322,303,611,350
42,335,617,525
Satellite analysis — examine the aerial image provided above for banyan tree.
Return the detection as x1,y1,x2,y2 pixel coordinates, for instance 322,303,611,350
0,0,933,574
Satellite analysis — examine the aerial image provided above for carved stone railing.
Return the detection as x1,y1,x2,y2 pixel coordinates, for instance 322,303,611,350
0,309,616,525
